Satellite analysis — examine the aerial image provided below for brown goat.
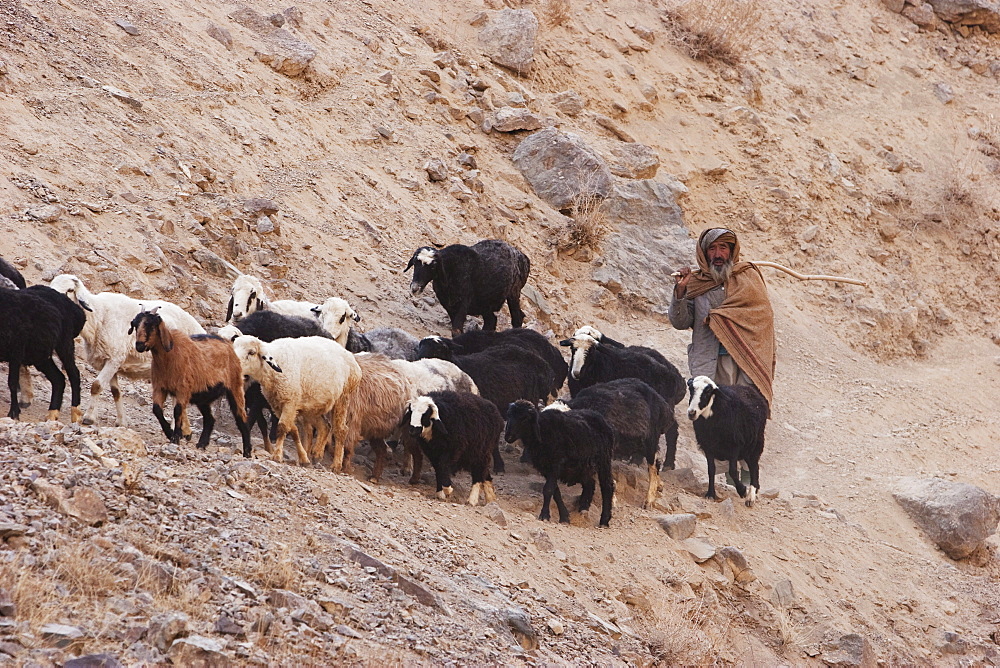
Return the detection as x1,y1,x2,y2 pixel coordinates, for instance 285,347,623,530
130,309,252,456
336,353,414,477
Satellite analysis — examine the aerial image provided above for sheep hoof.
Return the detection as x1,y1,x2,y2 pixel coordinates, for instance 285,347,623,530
82,416,95,426
18,401,30,409
46,410,59,422
436,490,447,500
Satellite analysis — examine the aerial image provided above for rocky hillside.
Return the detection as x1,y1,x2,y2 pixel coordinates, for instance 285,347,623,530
2,0,1000,664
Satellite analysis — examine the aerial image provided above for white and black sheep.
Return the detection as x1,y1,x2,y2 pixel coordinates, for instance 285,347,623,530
561,332,685,406
564,378,676,508
130,309,252,456
224,274,321,323
0,286,85,422
686,376,768,507
400,392,500,505
405,240,530,337
314,297,361,347
416,336,553,473
50,274,206,427
504,400,615,527
232,334,361,466
433,328,567,398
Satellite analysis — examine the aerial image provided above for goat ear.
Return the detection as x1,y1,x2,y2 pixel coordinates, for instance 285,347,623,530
256,298,264,312
399,408,412,430
247,290,256,313
265,356,282,373
404,256,415,272
559,339,573,347
78,299,93,312
433,418,449,438
225,296,234,322
310,305,322,315
160,324,174,352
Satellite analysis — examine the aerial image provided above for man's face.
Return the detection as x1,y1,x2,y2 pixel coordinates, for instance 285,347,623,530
707,240,732,268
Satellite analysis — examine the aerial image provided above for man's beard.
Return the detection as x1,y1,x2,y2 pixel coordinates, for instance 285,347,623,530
709,260,733,284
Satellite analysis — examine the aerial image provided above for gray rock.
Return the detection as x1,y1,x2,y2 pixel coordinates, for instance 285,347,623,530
40,623,85,649
941,631,970,654
773,579,796,608
715,546,755,584
893,477,1000,559
243,198,279,216
214,615,245,637
881,0,905,12
424,158,449,181
206,24,233,49
256,216,275,234
168,635,230,667
477,9,538,75
551,90,584,115
933,82,954,104
114,19,139,36
594,179,693,309
903,3,939,27
656,513,696,540
256,29,316,77
63,654,123,668
925,0,1000,31
0,590,14,617
678,537,716,563
821,633,876,668
266,589,313,611
191,249,231,278
63,487,108,526
147,612,190,652
484,501,507,526
609,143,660,179
530,529,554,552
499,608,538,650
27,204,65,223
661,467,704,495
491,107,542,132
513,127,612,210
102,85,142,110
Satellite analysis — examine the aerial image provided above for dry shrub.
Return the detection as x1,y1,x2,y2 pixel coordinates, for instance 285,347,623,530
553,194,608,254
542,0,571,27
663,0,764,65
646,595,729,665
236,541,302,591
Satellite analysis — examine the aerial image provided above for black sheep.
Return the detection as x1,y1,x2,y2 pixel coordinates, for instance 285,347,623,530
566,378,676,508
438,328,567,398
417,337,553,473
400,392,500,505
0,286,86,421
561,333,685,406
687,376,768,507
504,400,615,527
405,240,530,337
0,256,26,290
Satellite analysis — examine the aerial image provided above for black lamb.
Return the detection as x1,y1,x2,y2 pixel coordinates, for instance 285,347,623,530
686,376,768,507
404,240,530,337
566,378,676,508
400,392,501,506
561,333,685,406
0,256,26,290
0,285,86,422
416,336,553,473
437,328,567,397
505,400,615,527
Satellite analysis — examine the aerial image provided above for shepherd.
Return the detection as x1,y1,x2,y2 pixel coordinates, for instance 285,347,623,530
669,228,776,413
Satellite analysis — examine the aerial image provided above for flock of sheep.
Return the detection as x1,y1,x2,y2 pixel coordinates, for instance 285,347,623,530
0,240,768,527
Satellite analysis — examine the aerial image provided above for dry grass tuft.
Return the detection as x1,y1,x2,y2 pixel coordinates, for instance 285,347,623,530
235,542,302,591
553,195,608,254
662,0,764,66
646,595,729,665
542,0,571,27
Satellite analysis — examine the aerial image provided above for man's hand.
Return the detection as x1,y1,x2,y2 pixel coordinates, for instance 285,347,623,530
673,266,692,298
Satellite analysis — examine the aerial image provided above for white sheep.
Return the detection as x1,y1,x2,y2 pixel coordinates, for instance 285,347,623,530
231,334,361,466
49,274,205,427
225,274,321,323
314,297,360,347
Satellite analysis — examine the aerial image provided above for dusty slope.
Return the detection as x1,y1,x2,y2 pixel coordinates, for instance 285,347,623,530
2,0,1000,664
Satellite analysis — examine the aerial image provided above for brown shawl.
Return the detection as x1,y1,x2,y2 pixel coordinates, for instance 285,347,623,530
685,228,776,409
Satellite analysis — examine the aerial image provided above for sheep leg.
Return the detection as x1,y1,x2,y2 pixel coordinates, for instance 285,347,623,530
507,295,525,329
551,482,571,524
433,460,454,500
110,374,126,427
330,395,353,473
151,403,173,441
171,403,186,444
663,421,679,471
480,310,498,333
53,339,82,423
449,308,469,338
577,479,595,513
370,439,389,483
194,402,215,449
17,365,32,409
727,459,747,499
407,442,424,484
539,476,556,522
705,456,718,500
643,463,660,510
492,437,505,474
35,356,66,422
277,410,307,465
308,415,333,465
745,458,760,508
597,462,615,528
6,358,23,420
484,481,497,504
225,390,253,458
467,482,482,506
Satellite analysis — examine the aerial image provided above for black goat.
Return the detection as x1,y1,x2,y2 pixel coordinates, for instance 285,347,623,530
561,333,685,406
417,336,553,473
566,378,676,508
0,286,85,422
447,328,567,398
0,256,26,290
400,392,500,505
505,400,615,527
405,240,530,337
687,376,768,507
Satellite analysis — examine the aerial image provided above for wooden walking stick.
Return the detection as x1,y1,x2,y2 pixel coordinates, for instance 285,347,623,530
749,261,869,288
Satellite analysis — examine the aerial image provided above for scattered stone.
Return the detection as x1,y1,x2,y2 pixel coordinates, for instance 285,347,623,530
102,85,142,110
491,107,542,132
317,596,354,618
903,3,939,28
424,158,449,181
618,584,653,612
26,204,65,223
893,477,1000,559
256,30,316,77
881,0,905,12
377,70,393,83
773,579,796,608
925,0,1000,32
513,127,612,210
477,9,538,76
40,623,85,649
656,513,696,540
168,635,230,667
678,537,716,563
933,82,954,104
114,19,139,35
593,114,635,142
586,612,622,639
609,142,659,179
715,546,755,584
214,615,245,637
147,612,190,652
256,216,275,234
530,529,554,552
206,24,233,49
243,197,279,217
63,653,124,668
551,90,584,115
63,486,108,526
484,502,507,526
821,633,876,668
500,608,538,650
661,467,704,495
546,618,564,635
335,624,362,639
268,13,286,27
0,590,14,617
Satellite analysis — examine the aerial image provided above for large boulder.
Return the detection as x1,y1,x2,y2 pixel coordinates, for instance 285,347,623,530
893,477,1000,559
477,9,538,75
513,128,612,210
256,29,316,76
925,0,1000,31
591,179,692,309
